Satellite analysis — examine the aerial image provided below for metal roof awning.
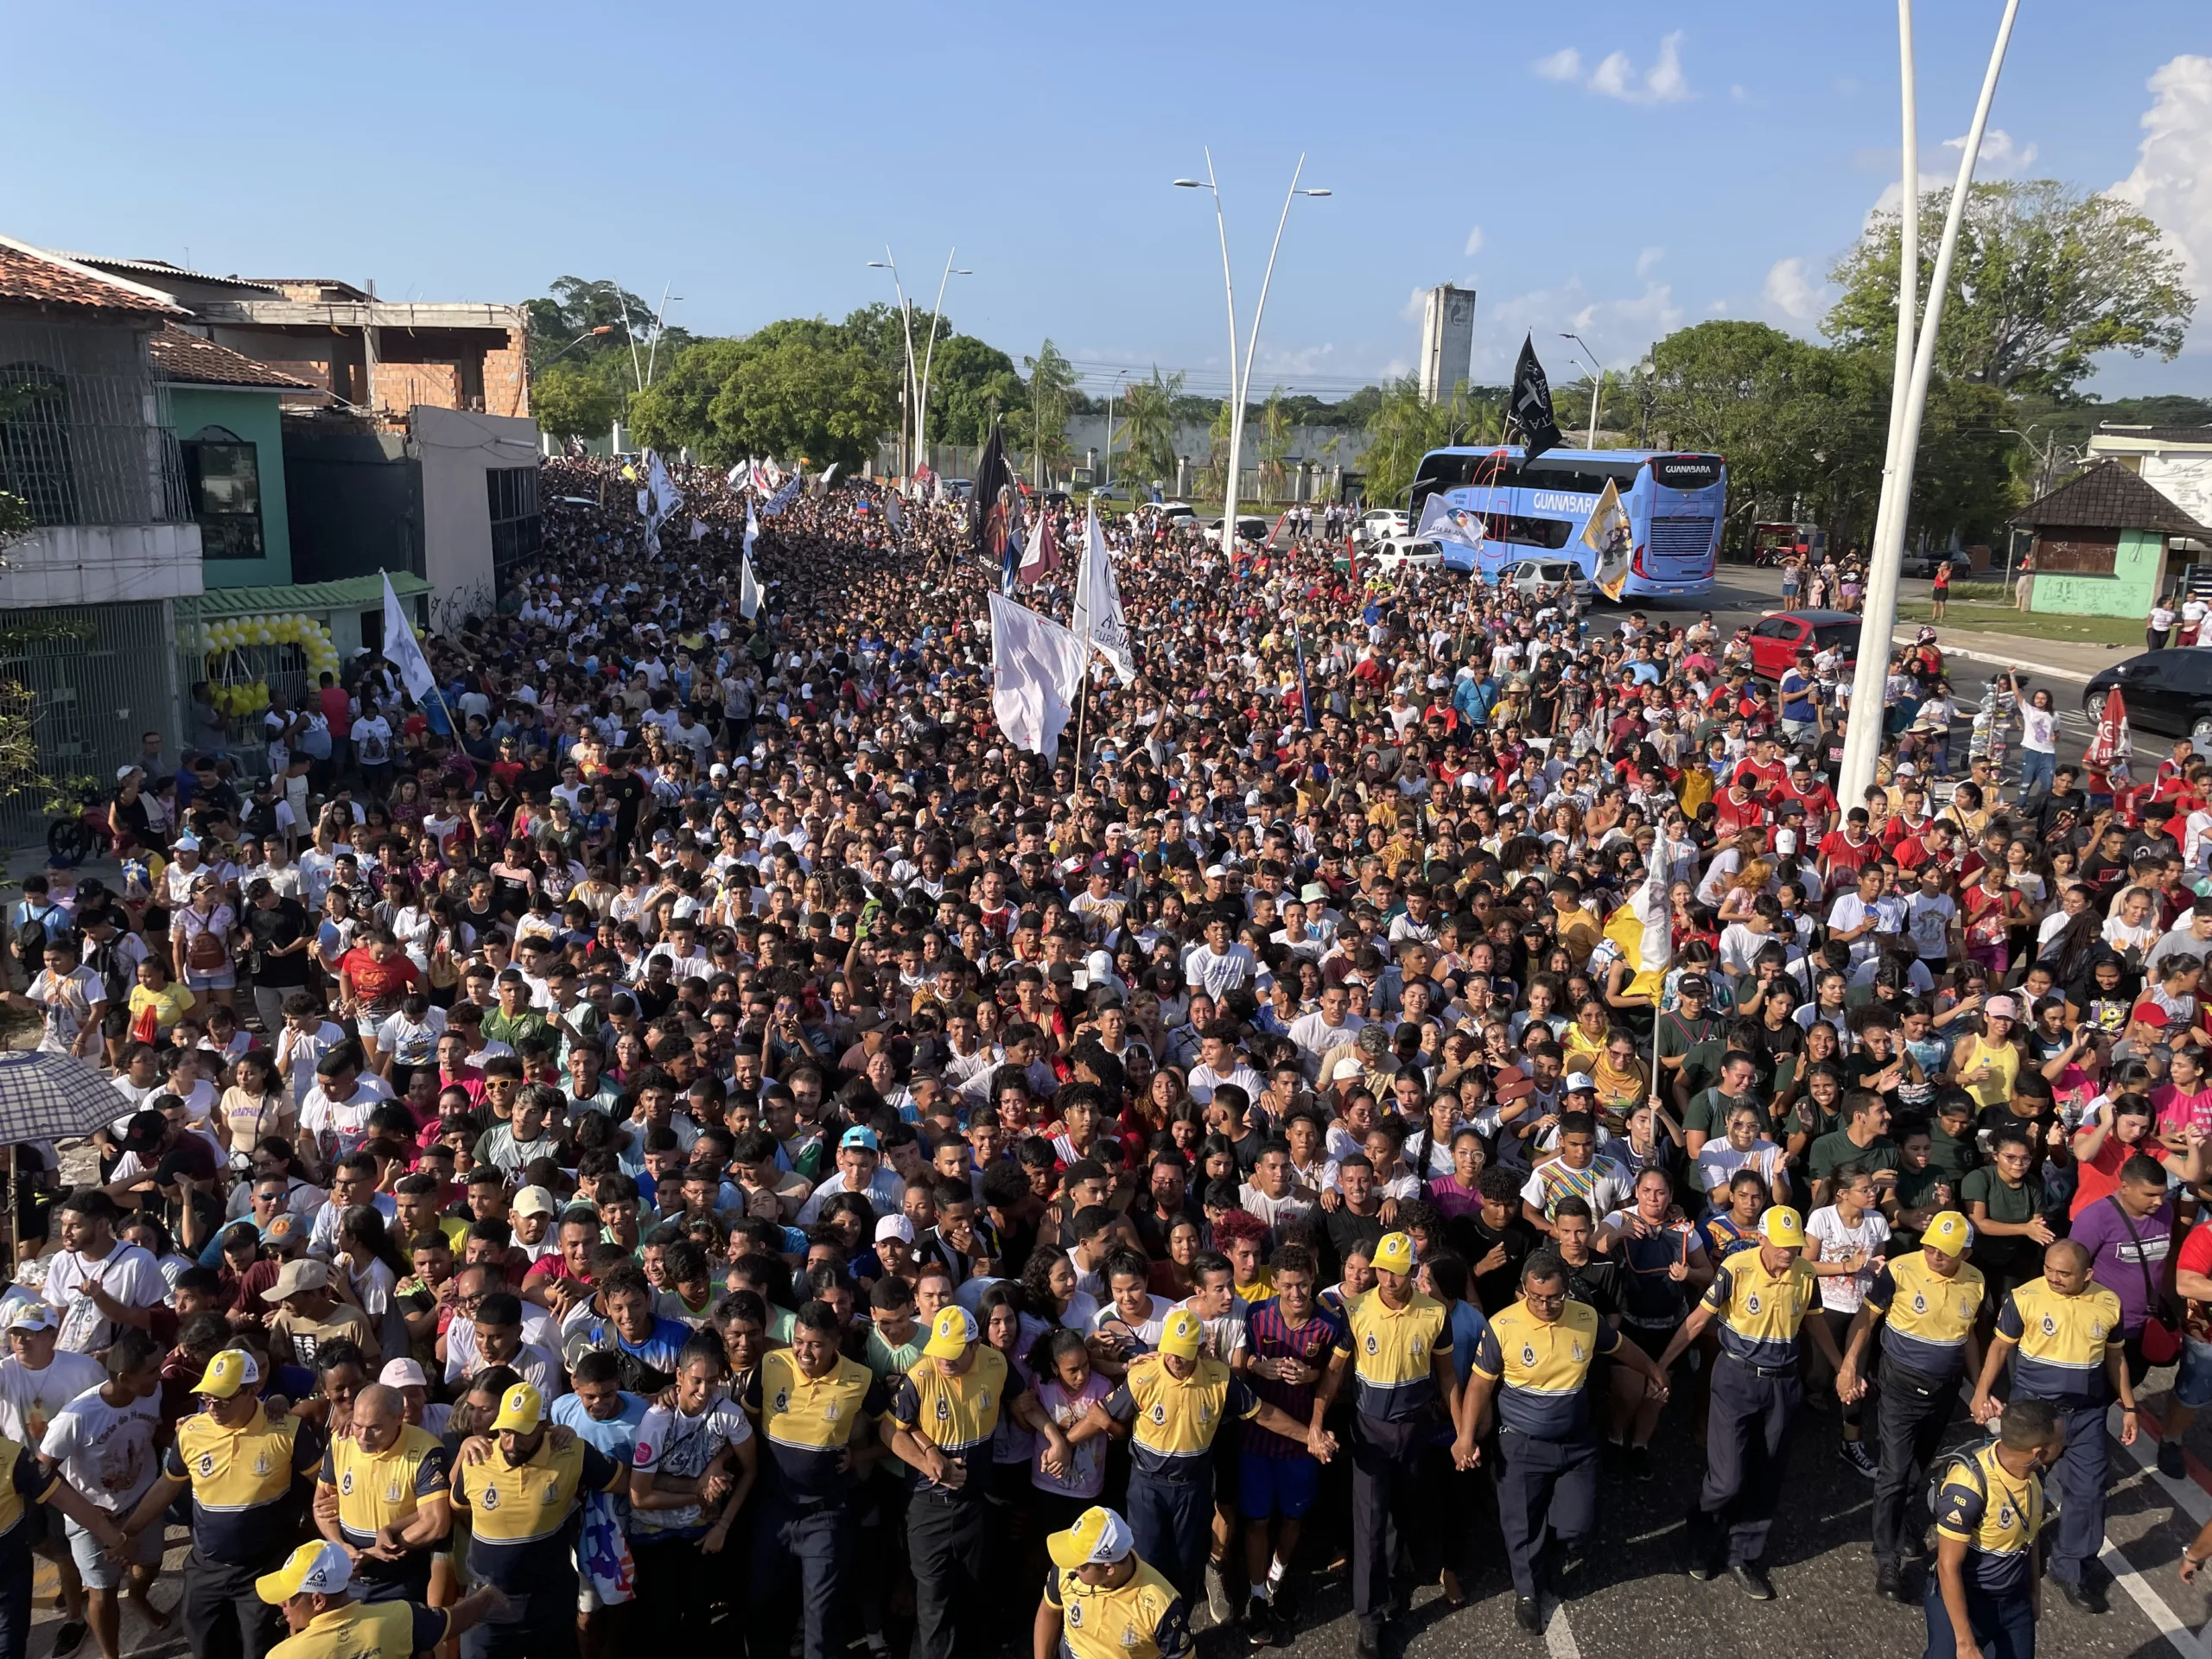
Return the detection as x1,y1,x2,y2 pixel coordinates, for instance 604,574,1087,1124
178,572,429,618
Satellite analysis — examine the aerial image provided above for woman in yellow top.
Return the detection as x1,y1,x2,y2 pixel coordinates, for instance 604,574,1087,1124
1589,1028,1650,1123
124,957,196,1044
1562,998,1611,1074
1945,995,2022,1111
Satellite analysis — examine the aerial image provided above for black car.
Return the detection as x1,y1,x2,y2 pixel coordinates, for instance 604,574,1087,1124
2083,649,2212,743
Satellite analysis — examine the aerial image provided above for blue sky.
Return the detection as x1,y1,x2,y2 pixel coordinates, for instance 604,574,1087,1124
5,2,2207,403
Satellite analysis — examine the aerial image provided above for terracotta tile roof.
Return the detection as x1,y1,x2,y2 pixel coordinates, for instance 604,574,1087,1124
0,237,183,317
149,324,314,390
2015,458,2211,537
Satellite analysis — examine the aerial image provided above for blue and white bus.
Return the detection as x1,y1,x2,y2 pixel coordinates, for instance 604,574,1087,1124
1407,446,1725,601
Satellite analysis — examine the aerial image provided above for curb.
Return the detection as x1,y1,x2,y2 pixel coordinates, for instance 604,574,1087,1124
1888,627,2107,686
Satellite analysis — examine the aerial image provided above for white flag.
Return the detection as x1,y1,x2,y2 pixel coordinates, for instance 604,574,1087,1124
1415,493,1487,551
725,462,747,487
380,572,436,702
1580,480,1635,600
644,451,682,524
988,593,1090,761
689,518,710,542
1071,506,1136,685
740,504,763,621
1624,844,1674,1002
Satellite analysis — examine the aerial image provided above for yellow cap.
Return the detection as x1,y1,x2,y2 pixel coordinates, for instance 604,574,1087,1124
193,1349,261,1399
1374,1231,1416,1274
922,1306,978,1361
1758,1206,1807,1249
1047,1504,1135,1569
1923,1211,1972,1257
255,1541,353,1604
490,1382,543,1434
1159,1308,1205,1360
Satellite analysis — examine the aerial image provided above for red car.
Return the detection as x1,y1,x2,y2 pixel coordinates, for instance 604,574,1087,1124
1745,609,1861,680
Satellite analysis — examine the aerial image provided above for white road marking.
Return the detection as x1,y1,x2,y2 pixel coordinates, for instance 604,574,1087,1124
1543,1596,1582,1659
2103,1539,2212,1659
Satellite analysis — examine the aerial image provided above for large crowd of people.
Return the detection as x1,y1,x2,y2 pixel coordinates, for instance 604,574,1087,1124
0,448,2206,1659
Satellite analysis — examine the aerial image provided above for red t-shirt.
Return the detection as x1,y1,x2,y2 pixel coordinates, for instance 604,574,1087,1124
1819,829,1880,877
2072,1132,2171,1218
339,946,420,1012
319,684,352,738
1714,791,1767,837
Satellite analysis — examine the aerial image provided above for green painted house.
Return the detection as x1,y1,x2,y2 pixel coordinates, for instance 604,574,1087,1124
150,322,312,587
2019,459,2209,619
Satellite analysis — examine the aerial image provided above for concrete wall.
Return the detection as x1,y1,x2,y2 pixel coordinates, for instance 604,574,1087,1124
284,421,420,587
2142,454,2212,536
410,405,538,636
0,523,203,607
168,385,292,587
2029,527,2166,617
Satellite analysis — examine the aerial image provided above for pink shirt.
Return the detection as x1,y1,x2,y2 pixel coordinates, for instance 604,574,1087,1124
2152,1081,2212,1137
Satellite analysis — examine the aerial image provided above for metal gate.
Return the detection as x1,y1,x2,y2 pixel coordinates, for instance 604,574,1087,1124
0,601,182,846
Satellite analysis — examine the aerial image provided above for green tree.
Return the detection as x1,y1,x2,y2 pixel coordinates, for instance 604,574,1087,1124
1256,388,1293,502
925,334,1024,449
707,334,896,472
628,338,749,456
1357,378,1502,507
1013,340,1077,483
1826,180,2195,399
1647,321,1845,545
524,276,694,380
531,364,626,439
1116,369,1185,492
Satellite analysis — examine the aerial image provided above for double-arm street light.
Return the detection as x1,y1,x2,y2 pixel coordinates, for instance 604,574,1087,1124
868,250,971,480
1559,332,1605,449
1173,151,1329,546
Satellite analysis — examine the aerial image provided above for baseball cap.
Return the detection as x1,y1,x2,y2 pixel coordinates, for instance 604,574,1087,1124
840,1126,880,1153
923,1306,978,1360
255,1541,353,1605
491,1382,544,1434
1159,1308,1206,1360
512,1185,556,1218
262,1258,331,1303
1374,1232,1416,1274
1047,1505,1137,1569
875,1214,916,1244
1758,1206,1808,1249
2133,1004,2172,1029
1300,883,1328,905
194,1349,262,1398
1983,995,2018,1020
1923,1211,1973,1258
4,1303,56,1334
378,1357,428,1389
1563,1071,1597,1093
1329,1057,1367,1084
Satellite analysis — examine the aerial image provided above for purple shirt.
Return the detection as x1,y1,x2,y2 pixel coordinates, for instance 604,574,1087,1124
2069,1194,2173,1335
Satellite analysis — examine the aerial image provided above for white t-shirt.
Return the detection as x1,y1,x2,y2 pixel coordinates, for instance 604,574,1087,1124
1904,892,1956,961
353,715,393,766
0,1351,105,1447
631,1395,753,1535
2020,706,2056,754
43,1244,167,1355
1805,1205,1891,1313
39,1382,161,1513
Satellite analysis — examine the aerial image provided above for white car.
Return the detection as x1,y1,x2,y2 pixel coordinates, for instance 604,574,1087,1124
1154,500,1196,524
1370,535,1444,571
1503,557,1595,601
1359,508,1408,544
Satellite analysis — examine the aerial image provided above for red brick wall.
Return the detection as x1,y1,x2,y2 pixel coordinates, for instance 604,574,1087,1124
486,327,529,419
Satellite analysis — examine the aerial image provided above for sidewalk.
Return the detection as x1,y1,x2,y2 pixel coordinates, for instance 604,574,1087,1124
1888,621,2135,685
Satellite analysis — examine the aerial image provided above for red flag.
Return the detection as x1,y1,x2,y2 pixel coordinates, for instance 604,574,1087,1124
1017,510,1063,586
1264,511,1287,550
2082,684,2136,809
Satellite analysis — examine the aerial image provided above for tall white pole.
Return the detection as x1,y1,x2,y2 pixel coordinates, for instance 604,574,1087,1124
1587,371,1603,450
1202,149,1245,537
878,249,920,479
916,249,958,480
1236,154,1310,512
1838,0,2018,810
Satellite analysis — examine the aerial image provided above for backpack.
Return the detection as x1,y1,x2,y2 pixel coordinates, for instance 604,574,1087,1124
12,901,60,969
1924,1446,1986,1525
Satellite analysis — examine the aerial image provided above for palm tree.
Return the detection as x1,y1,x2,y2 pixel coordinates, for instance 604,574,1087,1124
1116,368,1184,493
1257,387,1292,503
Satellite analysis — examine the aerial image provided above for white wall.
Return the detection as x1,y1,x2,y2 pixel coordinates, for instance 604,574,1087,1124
409,404,538,634
0,522,203,607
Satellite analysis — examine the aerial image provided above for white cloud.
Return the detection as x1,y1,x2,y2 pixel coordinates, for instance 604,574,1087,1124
1637,245,1666,277
1378,357,1413,379
1871,126,2040,219
1535,34,1691,105
1465,225,1485,257
1475,281,1684,378
2112,54,2212,302
1707,300,1731,315
1730,84,1750,104
1401,287,1429,323
1761,256,1828,327
1534,47,1583,82
1254,342,1337,378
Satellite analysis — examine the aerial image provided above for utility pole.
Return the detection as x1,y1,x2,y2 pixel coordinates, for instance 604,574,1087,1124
1839,0,2019,808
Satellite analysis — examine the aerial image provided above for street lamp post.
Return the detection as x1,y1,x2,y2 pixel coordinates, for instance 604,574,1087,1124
867,253,921,478
1173,151,1329,552
536,324,617,375
1560,333,1605,449
914,252,970,480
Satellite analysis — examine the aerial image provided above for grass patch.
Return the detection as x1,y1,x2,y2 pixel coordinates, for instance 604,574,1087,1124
1896,600,2147,646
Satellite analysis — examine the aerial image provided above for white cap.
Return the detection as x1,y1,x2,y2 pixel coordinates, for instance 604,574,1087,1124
875,1214,916,1244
